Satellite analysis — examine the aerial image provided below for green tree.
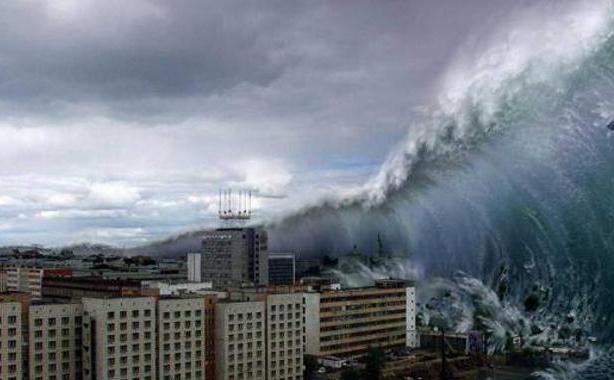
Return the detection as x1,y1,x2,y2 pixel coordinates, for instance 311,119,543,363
340,367,361,380
364,347,386,380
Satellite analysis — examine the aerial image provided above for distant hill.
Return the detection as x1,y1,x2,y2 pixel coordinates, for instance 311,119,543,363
60,243,123,256
0,243,122,258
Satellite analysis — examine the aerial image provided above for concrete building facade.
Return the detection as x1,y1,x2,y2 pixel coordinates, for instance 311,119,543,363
6,267,72,299
81,297,157,380
304,280,417,358
204,295,217,380
157,297,206,380
42,276,142,300
0,302,24,380
266,293,304,380
201,228,268,288
29,303,83,380
215,301,266,380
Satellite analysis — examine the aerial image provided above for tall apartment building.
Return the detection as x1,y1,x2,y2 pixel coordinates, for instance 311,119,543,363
0,301,24,380
157,297,206,380
304,279,416,358
187,253,202,282
201,228,268,288
214,291,305,380
268,253,296,285
6,267,72,299
215,301,266,380
82,297,157,380
265,293,304,380
29,302,83,380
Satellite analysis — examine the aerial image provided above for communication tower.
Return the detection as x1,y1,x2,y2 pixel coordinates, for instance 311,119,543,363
218,188,253,226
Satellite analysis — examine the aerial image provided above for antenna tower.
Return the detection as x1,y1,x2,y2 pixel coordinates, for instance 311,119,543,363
218,188,252,226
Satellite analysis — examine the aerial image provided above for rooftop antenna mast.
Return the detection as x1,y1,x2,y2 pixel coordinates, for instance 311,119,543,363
218,187,253,227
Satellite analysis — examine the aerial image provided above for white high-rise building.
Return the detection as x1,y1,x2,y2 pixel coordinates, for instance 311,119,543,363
187,253,202,283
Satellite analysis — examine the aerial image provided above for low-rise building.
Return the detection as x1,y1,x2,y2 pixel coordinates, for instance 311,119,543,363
141,281,213,296
304,279,416,358
42,276,142,300
6,266,73,299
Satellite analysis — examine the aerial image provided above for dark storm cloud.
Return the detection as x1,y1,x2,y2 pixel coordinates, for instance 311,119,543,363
0,2,293,109
0,0,534,246
0,0,518,122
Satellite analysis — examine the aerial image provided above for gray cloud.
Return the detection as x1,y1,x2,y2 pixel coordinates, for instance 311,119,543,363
0,0,529,246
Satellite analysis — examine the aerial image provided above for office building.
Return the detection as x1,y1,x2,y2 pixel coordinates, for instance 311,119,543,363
29,302,83,380
82,297,157,380
0,300,24,380
215,301,266,380
6,266,72,299
268,253,296,285
266,293,304,380
201,228,268,288
157,297,206,380
304,279,416,358
187,253,202,283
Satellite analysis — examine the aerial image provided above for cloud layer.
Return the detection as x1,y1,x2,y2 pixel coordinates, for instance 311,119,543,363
0,0,521,246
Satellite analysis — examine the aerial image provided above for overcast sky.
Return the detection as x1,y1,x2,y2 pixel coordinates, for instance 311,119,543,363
0,0,528,246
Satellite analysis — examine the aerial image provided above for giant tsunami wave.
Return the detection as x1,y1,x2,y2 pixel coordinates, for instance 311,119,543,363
267,1,614,377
